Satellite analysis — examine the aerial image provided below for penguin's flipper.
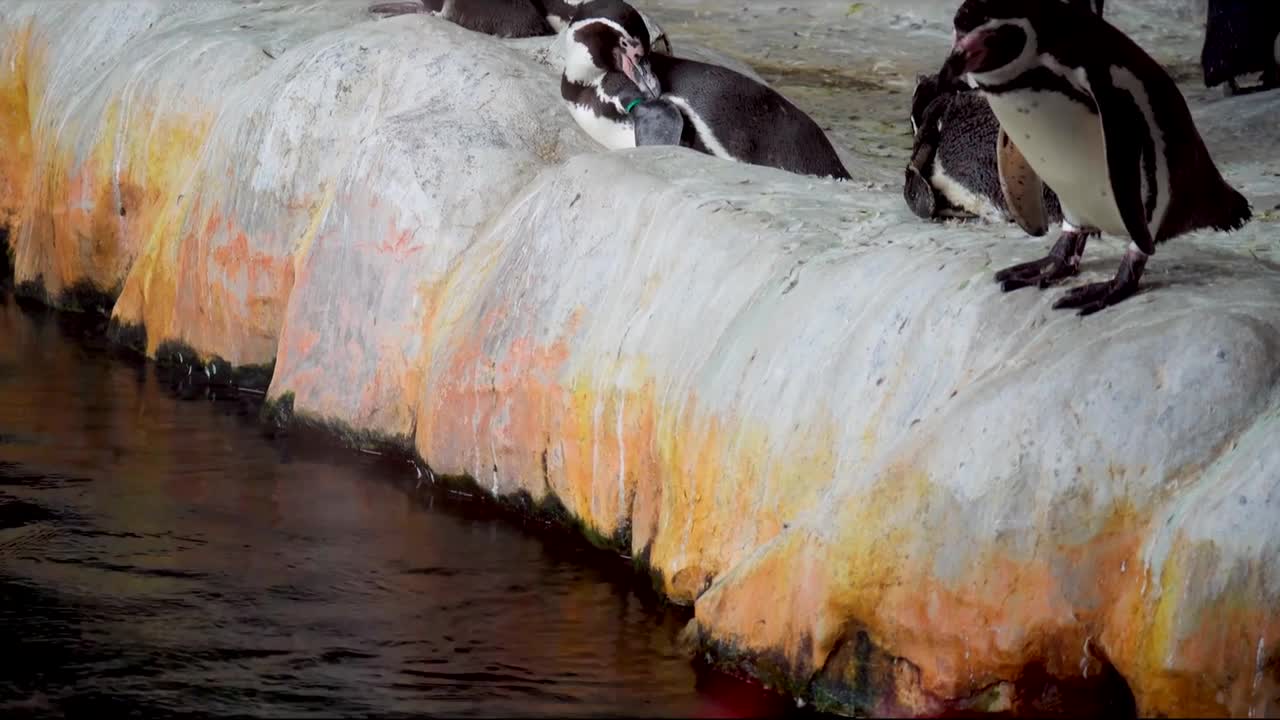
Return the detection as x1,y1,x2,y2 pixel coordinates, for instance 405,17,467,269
1091,77,1157,253
904,143,938,220
996,128,1049,237
1049,75,1158,315
632,99,684,148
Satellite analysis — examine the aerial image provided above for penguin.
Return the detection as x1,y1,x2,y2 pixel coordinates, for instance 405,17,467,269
904,72,1064,226
941,0,1251,315
903,0,1102,225
540,0,672,52
369,0,553,37
369,0,672,52
1200,0,1280,96
559,0,851,180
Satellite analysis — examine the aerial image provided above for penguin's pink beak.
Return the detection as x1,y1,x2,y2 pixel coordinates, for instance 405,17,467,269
947,29,992,75
615,44,662,100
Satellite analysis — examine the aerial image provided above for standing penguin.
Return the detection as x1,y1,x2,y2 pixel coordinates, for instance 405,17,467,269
369,0,672,52
559,0,851,179
904,0,1102,225
941,0,1251,315
1201,0,1280,96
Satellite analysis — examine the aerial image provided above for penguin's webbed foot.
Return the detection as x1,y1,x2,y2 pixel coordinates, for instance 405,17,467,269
1052,247,1148,316
995,255,1078,291
994,230,1089,292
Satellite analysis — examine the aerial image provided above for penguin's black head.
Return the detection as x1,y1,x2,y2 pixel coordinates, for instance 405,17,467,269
946,0,1038,80
545,0,673,55
943,0,1100,87
562,0,662,99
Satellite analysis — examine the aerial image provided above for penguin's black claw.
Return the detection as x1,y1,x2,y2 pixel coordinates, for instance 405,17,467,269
995,230,1092,293
995,256,1077,292
1052,277,1140,315
1053,247,1147,316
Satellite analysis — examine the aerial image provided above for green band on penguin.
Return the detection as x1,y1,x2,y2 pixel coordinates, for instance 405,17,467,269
624,98,643,114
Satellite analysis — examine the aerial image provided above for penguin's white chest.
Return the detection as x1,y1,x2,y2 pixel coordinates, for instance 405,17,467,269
987,90,1127,236
568,103,636,150
932,156,1003,221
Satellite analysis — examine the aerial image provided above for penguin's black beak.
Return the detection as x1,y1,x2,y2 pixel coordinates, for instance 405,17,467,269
616,44,662,100
942,29,991,83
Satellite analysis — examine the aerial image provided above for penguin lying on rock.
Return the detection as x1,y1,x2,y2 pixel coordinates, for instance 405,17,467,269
558,0,850,180
942,0,1251,315
1201,0,1280,96
905,72,1063,226
370,0,671,52
904,0,1103,226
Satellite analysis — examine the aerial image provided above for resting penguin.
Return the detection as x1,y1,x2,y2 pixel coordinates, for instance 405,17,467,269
560,0,851,180
942,0,1251,315
369,0,553,37
1200,0,1280,96
369,0,672,52
904,72,1064,225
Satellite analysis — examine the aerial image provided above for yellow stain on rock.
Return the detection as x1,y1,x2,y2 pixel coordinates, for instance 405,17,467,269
1103,532,1280,718
0,23,35,236
14,73,212,300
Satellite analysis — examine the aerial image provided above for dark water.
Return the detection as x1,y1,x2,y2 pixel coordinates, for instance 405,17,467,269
0,293,800,719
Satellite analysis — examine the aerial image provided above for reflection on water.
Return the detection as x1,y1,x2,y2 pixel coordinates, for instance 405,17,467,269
0,293,802,718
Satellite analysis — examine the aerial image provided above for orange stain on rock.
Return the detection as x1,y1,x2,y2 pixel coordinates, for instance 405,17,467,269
693,468,1177,713
116,192,295,365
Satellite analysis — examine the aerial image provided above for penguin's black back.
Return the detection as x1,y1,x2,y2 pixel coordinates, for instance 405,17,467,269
648,54,851,180
444,0,555,38
908,84,1062,223
1201,0,1280,87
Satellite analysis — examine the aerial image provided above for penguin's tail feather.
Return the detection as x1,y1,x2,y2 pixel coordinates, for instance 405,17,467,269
1212,185,1253,233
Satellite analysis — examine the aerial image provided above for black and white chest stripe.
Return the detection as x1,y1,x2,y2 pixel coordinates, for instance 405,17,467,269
967,20,1171,242
559,16,651,149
